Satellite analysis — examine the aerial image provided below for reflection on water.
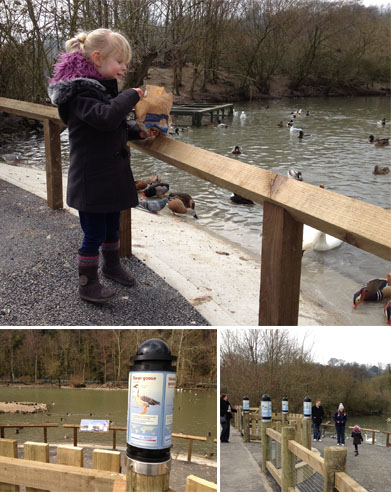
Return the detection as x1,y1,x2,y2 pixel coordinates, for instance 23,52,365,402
2,96,390,324
0,387,217,456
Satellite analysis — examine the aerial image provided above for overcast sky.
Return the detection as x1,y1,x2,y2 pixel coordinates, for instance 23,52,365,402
294,327,390,366
360,0,390,5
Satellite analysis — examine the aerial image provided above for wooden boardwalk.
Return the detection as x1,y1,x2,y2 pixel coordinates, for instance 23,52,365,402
170,103,234,126
222,429,391,492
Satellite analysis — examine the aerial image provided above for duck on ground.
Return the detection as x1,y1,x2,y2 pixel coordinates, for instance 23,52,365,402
231,145,242,154
230,193,254,205
168,192,198,218
167,197,198,218
138,197,168,214
353,274,391,308
369,135,390,146
142,182,170,198
384,301,391,325
373,165,390,175
0,153,22,165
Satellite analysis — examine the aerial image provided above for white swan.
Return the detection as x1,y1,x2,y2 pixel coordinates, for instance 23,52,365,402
303,225,343,252
289,125,303,133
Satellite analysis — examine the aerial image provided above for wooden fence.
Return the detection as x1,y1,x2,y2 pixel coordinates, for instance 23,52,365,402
0,439,217,492
322,423,391,447
1,97,390,325
261,423,367,492
0,423,216,463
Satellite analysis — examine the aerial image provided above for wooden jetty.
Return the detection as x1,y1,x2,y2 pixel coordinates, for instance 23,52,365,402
170,102,234,126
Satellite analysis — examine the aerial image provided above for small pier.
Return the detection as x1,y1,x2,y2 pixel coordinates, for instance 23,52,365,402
170,103,234,126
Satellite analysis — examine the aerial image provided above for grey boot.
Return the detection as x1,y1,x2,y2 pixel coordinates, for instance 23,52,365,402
101,240,136,286
78,253,116,303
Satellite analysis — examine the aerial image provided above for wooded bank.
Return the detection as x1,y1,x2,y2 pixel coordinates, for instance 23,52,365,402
0,0,389,104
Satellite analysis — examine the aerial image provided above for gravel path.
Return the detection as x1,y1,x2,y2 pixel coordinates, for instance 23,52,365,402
0,179,208,326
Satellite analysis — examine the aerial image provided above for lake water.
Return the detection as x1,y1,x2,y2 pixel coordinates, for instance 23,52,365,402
0,386,217,457
2,96,390,325
322,414,390,447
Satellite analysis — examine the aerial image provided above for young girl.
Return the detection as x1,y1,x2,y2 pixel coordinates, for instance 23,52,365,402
49,28,156,303
351,425,363,456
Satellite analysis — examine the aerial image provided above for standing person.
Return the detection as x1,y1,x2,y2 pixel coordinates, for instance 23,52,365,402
49,28,158,303
312,400,325,442
351,425,363,456
220,394,237,443
334,403,348,446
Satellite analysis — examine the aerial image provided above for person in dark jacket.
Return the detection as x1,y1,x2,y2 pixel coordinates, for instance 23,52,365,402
334,403,348,445
351,425,363,456
220,394,237,443
49,28,158,303
312,400,325,442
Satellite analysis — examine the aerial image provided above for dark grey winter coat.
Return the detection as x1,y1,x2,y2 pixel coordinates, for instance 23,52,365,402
49,73,141,213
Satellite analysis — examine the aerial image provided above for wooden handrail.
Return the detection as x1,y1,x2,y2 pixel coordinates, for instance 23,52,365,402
1,97,390,325
0,423,58,442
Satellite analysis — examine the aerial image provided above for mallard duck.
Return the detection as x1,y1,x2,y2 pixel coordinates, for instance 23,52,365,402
168,192,198,218
298,130,311,139
142,182,169,198
373,165,390,175
384,301,391,325
167,198,198,218
353,275,391,308
231,145,242,154
133,384,160,415
287,168,303,181
369,135,390,146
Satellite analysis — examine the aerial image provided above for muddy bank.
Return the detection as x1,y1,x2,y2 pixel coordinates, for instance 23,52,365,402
0,401,48,413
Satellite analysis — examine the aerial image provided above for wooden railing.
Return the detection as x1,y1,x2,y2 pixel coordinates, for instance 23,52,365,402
0,439,217,492
62,424,216,462
261,423,367,492
322,423,391,447
0,423,58,442
1,97,390,325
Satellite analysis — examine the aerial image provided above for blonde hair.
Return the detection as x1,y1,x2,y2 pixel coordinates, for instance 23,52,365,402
65,28,131,63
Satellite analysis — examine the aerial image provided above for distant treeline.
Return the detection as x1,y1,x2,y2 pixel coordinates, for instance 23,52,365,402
0,330,217,387
221,329,391,416
0,0,389,103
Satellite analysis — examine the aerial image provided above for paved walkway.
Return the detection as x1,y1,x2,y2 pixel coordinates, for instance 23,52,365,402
220,427,273,492
0,161,358,327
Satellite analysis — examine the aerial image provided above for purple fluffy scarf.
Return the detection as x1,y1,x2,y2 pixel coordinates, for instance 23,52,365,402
50,51,103,84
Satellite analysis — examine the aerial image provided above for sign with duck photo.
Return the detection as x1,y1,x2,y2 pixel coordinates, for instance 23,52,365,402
80,419,110,433
127,371,176,449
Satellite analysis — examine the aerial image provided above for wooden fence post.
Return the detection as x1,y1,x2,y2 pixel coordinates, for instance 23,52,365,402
259,201,303,325
126,459,170,492
93,449,121,473
57,445,83,467
302,419,312,450
276,421,282,468
119,209,132,257
24,442,49,492
323,446,347,492
43,118,63,210
243,412,250,443
0,439,19,492
261,421,272,472
187,439,193,462
281,426,296,492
